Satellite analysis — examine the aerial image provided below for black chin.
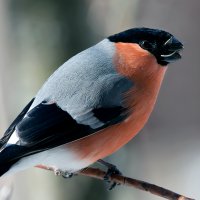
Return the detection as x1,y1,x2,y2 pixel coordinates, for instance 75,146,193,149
158,60,169,66
157,55,182,66
159,52,182,65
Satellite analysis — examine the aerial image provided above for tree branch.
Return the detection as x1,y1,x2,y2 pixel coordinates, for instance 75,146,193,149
36,165,194,200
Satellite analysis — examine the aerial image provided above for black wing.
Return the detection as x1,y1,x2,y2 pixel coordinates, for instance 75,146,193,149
0,98,34,148
0,100,128,176
15,101,128,155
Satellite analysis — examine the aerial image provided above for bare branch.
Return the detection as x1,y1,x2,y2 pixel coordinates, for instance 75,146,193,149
36,165,194,200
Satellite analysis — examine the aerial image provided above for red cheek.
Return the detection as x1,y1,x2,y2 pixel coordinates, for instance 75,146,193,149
114,42,157,80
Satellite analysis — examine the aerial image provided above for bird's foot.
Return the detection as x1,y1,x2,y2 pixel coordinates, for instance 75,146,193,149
54,168,63,176
98,159,122,190
61,171,74,179
53,168,74,178
104,165,122,190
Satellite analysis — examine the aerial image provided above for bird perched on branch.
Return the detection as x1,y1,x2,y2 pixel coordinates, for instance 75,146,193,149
0,28,183,185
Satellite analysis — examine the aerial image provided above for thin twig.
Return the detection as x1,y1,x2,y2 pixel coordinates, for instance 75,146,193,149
36,165,194,200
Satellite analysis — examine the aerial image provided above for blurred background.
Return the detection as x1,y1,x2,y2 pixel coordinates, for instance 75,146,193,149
0,0,199,199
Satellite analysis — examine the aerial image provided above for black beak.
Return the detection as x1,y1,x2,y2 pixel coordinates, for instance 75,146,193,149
160,36,183,63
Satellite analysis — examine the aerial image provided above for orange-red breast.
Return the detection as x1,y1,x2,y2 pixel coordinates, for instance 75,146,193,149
0,27,183,177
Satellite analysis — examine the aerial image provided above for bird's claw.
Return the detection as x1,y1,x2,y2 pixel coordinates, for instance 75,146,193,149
62,171,74,179
103,165,122,190
54,168,62,176
53,168,74,178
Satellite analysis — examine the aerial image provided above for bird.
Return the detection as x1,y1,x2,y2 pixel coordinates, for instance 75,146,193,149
0,28,183,183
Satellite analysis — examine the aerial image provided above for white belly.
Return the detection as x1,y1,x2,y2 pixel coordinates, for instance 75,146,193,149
3,145,90,177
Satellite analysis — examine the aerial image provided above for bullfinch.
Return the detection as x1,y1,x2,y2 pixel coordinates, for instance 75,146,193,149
0,28,183,181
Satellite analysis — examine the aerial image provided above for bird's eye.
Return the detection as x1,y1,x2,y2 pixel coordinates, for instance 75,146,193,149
139,40,155,50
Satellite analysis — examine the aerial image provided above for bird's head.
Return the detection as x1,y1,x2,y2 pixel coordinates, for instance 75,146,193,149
108,28,183,82
109,27,183,66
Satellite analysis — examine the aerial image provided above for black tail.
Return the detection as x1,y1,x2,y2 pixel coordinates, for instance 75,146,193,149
0,98,34,176
0,145,28,176
0,98,34,149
